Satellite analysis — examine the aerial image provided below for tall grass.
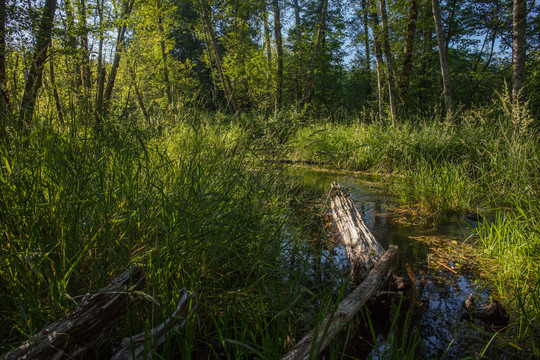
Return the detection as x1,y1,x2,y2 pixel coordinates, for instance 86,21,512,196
0,116,351,358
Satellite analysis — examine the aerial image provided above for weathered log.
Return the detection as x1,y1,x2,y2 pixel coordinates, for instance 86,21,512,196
111,289,198,360
281,245,398,360
330,182,386,285
1,266,145,360
462,293,509,331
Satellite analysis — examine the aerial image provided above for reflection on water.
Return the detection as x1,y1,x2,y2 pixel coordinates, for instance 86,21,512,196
287,166,496,359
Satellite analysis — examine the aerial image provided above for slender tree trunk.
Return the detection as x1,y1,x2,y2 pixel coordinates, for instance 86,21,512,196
130,64,150,125
77,0,91,90
272,0,283,114
94,0,105,127
304,0,328,106
64,0,81,90
399,0,419,93
432,0,453,115
0,0,11,119
76,0,92,119
199,0,238,114
101,0,135,118
263,9,273,122
361,0,371,92
293,0,302,106
378,0,397,122
419,2,432,101
369,2,385,119
49,46,64,123
18,0,57,129
158,11,172,108
512,0,526,106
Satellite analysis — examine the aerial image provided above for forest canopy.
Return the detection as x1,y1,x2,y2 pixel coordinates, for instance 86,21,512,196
1,0,539,128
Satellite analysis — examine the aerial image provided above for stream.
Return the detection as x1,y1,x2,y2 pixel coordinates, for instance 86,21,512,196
289,166,498,360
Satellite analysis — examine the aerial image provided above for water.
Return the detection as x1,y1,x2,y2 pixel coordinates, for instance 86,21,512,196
288,166,497,359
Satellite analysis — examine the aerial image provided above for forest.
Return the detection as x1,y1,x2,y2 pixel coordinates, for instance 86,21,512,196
0,0,539,358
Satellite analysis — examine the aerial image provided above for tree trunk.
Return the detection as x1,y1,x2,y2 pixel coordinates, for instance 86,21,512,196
101,0,135,118
399,0,419,93
303,0,328,106
369,2,385,119
329,182,386,284
281,246,398,360
18,0,57,129
199,0,238,114
49,47,64,123
263,9,273,122
293,0,302,107
512,0,526,106
432,0,453,116
361,0,371,91
158,12,173,108
0,267,145,360
94,0,106,129
378,0,397,123
130,64,151,125
0,0,10,119
272,0,283,114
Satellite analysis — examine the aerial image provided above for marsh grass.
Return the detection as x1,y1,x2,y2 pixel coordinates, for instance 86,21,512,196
0,115,351,358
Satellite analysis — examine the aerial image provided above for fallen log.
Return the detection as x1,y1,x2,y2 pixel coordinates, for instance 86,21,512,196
462,293,509,331
112,289,198,360
281,245,398,360
1,266,145,360
329,182,386,285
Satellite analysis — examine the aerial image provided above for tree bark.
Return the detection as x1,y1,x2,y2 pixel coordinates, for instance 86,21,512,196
399,0,419,93
293,0,302,107
272,0,283,114
361,0,371,90
263,8,273,122
512,0,526,106
0,0,11,119
329,182,386,284
111,289,197,360
49,46,64,123
0,267,145,360
378,0,397,122
432,0,453,116
18,0,57,129
281,245,398,360
158,11,173,108
130,64,151,125
369,2,385,119
94,0,106,129
101,0,135,118
303,0,328,106
199,0,239,114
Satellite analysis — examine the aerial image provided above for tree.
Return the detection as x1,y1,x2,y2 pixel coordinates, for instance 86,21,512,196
378,0,397,121
369,0,385,119
399,0,419,93
432,0,453,115
303,0,328,106
272,0,283,114
199,0,238,114
18,0,57,129
0,0,10,120
512,0,526,105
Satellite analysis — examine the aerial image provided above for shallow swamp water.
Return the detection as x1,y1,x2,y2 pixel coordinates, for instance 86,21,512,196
286,166,508,360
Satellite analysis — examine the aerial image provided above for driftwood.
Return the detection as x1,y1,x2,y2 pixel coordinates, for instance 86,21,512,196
329,182,386,285
1,266,145,360
462,294,509,331
281,245,398,360
112,289,198,360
